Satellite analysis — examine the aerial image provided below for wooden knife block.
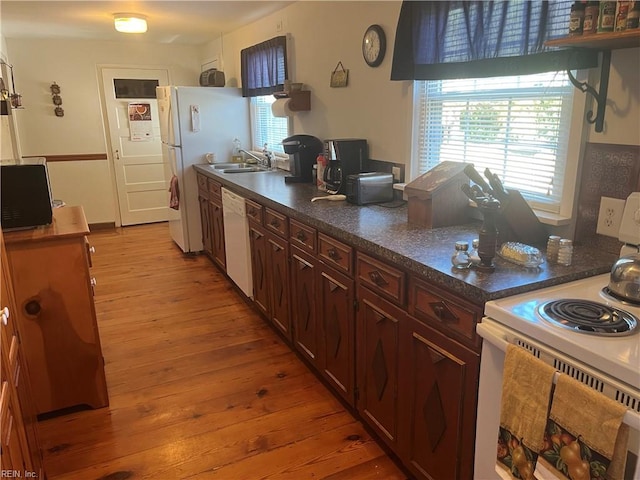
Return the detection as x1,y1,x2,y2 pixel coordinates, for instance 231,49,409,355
405,162,469,228
498,189,548,245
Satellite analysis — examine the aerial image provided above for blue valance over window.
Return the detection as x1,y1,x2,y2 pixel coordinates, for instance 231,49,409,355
391,1,599,81
241,36,288,97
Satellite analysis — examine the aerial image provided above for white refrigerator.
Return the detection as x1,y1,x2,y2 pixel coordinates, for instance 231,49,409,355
157,86,250,253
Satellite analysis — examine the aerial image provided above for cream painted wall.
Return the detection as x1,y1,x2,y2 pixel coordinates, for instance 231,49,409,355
202,1,640,168
586,48,640,145
202,1,410,164
5,38,201,224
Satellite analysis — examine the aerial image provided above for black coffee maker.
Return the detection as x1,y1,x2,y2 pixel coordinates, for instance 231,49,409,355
323,139,368,194
282,135,323,184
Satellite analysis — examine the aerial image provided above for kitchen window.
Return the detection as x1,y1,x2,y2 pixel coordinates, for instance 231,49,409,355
413,71,586,217
250,95,289,154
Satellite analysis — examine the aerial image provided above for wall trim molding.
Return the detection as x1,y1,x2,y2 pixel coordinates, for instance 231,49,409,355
24,154,108,162
89,222,116,231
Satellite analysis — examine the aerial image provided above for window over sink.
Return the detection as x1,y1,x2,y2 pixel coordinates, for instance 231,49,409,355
250,95,290,155
412,70,586,219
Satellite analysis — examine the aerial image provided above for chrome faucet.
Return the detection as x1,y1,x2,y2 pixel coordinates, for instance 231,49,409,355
238,148,271,169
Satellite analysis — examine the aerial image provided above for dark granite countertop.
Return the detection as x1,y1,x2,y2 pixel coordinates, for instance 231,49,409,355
194,164,618,305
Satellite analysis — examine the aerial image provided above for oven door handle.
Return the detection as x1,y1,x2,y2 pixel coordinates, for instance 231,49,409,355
477,319,640,431
476,321,510,352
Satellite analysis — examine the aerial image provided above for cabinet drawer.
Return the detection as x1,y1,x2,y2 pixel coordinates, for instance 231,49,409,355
245,199,263,225
318,233,353,276
290,219,316,254
409,277,481,348
264,208,289,238
208,178,222,197
197,173,208,195
356,253,406,305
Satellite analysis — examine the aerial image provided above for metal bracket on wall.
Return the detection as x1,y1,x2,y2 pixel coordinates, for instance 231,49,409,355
566,49,611,133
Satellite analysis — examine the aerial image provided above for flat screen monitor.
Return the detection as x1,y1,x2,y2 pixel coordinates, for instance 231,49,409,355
1,161,53,230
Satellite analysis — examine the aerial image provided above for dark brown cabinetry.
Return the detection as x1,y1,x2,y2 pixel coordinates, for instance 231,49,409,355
398,315,479,480
356,287,401,450
249,221,270,317
318,263,355,406
209,196,225,269
289,246,319,365
198,195,213,257
247,202,292,341
266,232,291,337
197,173,214,257
197,173,225,270
356,252,480,480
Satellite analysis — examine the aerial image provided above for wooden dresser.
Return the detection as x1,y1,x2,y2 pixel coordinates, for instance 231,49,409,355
1,229,46,477
4,206,108,416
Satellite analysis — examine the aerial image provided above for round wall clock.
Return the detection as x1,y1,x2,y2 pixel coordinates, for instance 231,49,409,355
362,24,386,68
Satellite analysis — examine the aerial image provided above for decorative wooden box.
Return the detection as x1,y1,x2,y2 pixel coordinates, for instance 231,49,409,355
405,161,470,228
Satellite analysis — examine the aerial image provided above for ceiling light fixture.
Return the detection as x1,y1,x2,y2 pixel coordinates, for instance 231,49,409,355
113,13,147,34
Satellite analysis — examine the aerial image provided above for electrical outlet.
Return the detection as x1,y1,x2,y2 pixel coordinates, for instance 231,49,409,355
596,196,626,238
392,166,401,182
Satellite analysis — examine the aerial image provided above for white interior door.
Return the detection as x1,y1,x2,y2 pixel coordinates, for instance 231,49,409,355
100,67,170,226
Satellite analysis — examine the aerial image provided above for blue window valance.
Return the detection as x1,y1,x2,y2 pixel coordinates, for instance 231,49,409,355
391,1,599,81
241,36,288,97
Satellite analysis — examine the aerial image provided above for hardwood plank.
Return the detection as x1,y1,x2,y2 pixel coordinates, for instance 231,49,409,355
36,222,405,479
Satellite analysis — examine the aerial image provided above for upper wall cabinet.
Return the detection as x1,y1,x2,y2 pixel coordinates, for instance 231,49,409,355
545,30,640,132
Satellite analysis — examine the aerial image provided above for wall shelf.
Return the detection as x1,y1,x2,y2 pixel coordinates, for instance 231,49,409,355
546,30,640,50
273,90,310,112
545,30,640,133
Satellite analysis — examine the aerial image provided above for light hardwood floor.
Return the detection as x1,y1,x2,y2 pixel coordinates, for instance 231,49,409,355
37,222,408,479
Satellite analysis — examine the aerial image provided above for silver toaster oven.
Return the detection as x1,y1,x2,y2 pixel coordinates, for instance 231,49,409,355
345,172,393,205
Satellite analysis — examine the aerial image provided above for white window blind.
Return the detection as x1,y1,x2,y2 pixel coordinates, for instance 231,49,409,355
250,95,289,155
415,72,575,213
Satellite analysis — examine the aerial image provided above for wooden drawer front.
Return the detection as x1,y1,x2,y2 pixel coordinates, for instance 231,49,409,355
197,173,208,194
409,277,480,347
208,178,222,197
264,208,289,238
356,253,406,305
318,233,353,276
290,219,316,254
245,199,263,225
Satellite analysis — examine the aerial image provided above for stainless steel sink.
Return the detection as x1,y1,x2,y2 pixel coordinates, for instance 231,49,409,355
207,162,271,173
211,162,256,169
221,166,270,174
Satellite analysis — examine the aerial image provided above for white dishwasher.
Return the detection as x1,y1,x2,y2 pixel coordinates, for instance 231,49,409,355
221,187,253,299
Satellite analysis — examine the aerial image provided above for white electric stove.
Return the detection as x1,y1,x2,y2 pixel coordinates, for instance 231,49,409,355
474,192,640,480
483,273,640,389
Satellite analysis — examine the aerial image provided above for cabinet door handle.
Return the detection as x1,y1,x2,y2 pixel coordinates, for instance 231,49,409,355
430,301,458,324
373,310,387,324
89,246,96,254
272,243,282,252
296,230,307,242
428,345,446,364
294,255,312,270
253,230,264,240
1,306,9,326
368,270,388,287
327,248,341,261
91,277,97,287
